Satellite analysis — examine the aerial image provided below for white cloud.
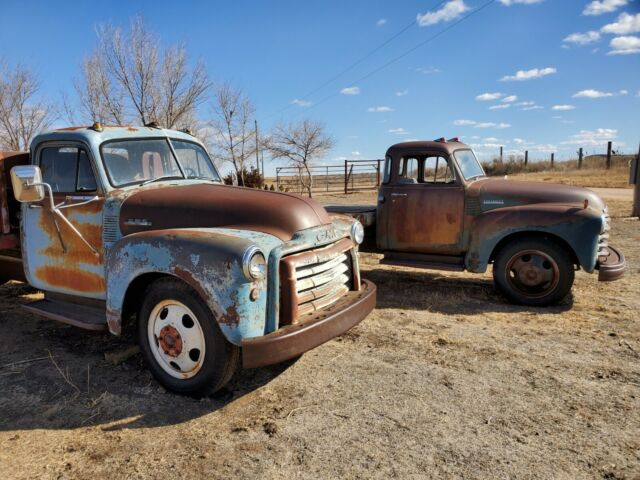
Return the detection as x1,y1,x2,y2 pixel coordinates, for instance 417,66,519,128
500,67,557,81
368,106,394,112
562,128,619,146
489,104,511,110
351,151,362,156
388,128,409,135
572,89,628,98
608,35,640,54
583,0,628,16
484,137,500,142
340,86,360,95
474,122,511,129
552,104,576,110
563,31,601,45
516,101,535,106
501,95,518,103
292,99,312,107
414,66,442,74
499,0,544,5
395,89,409,97
521,105,544,111
601,12,640,35
476,92,504,101
376,18,387,27
453,119,477,126
417,0,469,26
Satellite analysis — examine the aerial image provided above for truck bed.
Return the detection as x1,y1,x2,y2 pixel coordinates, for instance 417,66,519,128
1,152,28,281
324,204,377,228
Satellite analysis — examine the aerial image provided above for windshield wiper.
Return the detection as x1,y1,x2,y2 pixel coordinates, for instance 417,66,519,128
140,175,184,186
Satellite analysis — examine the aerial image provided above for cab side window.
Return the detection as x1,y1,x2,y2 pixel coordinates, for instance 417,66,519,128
397,157,419,184
40,146,97,193
422,156,454,184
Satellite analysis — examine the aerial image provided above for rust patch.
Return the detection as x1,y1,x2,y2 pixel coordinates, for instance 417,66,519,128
35,266,105,293
173,266,213,306
38,209,103,265
220,303,240,326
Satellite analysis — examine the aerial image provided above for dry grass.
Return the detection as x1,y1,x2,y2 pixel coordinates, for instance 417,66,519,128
507,167,631,189
0,179,637,479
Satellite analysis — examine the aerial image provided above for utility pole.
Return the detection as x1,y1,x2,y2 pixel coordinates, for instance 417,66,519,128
578,147,583,169
254,120,260,177
524,150,528,167
551,153,554,168
633,143,640,218
499,146,503,164
606,141,612,170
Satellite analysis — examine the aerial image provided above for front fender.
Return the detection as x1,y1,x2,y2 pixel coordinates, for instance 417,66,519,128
105,228,282,344
465,204,601,273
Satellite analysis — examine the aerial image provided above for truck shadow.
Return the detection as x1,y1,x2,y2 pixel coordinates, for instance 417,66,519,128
0,282,294,432
363,267,574,315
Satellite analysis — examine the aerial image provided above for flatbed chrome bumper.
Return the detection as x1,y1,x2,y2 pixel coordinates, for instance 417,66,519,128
241,279,376,368
596,245,626,282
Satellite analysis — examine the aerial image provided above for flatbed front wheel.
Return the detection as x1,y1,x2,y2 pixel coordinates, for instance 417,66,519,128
493,239,574,306
138,278,239,396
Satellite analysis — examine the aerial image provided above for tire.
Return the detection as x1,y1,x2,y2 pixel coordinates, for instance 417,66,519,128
138,278,240,396
493,238,574,306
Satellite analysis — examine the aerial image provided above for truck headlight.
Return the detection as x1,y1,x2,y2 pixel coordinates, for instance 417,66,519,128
243,246,266,280
351,221,365,245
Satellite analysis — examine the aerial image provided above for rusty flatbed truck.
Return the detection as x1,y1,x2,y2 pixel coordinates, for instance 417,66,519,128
327,139,625,306
0,124,376,395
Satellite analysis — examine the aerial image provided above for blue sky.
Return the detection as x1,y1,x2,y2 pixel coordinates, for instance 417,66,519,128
1,0,639,171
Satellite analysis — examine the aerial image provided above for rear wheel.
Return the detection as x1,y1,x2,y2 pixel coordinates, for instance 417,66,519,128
493,238,574,306
138,278,239,396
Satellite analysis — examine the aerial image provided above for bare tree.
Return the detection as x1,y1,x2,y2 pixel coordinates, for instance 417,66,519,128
0,62,54,151
74,16,210,128
208,82,257,186
266,119,334,197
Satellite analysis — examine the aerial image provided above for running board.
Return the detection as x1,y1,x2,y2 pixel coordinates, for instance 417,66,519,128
381,252,465,272
23,299,107,331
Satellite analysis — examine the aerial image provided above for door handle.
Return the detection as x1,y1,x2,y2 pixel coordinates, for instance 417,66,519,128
391,193,407,197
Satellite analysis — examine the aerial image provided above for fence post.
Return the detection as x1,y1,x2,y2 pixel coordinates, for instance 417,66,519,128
344,160,348,194
633,143,640,218
606,141,612,170
499,146,503,164
578,148,583,170
276,168,279,191
551,153,554,168
524,150,528,167
376,160,381,186
326,166,329,192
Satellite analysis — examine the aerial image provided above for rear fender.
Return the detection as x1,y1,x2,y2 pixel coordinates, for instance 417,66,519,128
465,204,601,273
105,228,282,344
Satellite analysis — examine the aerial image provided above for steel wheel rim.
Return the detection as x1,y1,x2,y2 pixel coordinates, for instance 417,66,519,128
505,249,560,299
147,300,206,379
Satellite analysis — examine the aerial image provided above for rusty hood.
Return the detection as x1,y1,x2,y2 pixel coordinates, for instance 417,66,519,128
467,179,606,211
118,183,332,241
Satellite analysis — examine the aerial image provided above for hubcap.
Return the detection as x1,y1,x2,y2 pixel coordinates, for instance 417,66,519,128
505,249,560,299
147,300,206,379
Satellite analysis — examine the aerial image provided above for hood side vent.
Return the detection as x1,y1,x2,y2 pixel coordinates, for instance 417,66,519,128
103,215,121,248
464,198,481,216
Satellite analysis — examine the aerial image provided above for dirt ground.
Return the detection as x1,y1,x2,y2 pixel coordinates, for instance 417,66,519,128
1,194,638,479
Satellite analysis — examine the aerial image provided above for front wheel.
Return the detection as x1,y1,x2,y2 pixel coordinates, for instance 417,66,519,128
138,278,239,396
493,238,574,306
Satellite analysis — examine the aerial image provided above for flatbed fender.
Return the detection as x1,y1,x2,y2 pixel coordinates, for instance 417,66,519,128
465,204,601,273
105,228,280,344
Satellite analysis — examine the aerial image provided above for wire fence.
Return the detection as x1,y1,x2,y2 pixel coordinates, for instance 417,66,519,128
275,159,383,194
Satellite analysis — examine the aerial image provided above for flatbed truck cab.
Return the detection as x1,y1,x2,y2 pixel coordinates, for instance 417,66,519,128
328,138,625,307
0,124,376,395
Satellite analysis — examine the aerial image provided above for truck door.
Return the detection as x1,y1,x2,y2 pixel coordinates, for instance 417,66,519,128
384,154,464,254
22,143,106,298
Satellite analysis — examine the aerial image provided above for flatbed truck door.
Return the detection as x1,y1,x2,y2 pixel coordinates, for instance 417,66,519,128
383,154,464,254
22,144,106,299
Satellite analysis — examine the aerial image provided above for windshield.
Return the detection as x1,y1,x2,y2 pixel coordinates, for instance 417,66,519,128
101,138,220,187
454,149,485,181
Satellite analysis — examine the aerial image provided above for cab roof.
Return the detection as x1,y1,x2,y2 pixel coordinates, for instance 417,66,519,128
30,125,199,151
386,139,470,157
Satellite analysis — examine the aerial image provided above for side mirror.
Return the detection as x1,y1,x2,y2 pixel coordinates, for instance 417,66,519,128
10,165,45,203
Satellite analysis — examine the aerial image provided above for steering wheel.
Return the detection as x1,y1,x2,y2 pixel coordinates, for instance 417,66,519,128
184,167,198,178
